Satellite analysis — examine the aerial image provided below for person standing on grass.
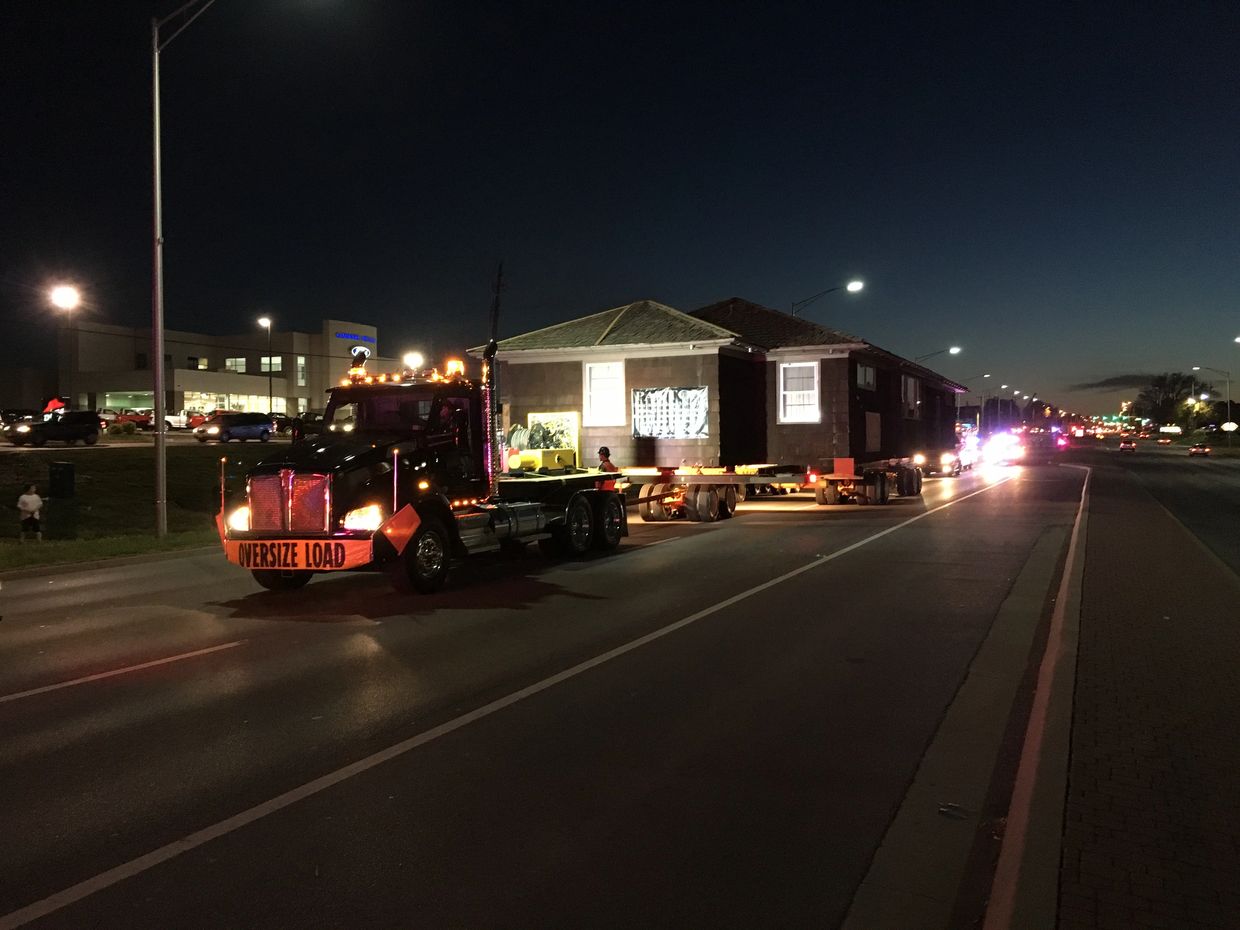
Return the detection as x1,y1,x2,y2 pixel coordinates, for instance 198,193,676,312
17,483,43,543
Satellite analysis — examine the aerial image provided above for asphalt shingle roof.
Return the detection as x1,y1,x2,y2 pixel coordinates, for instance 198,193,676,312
489,299,738,351
690,297,863,350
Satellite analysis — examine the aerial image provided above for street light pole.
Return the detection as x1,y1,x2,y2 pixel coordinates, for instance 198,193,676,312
151,0,217,538
915,346,962,363
259,316,273,413
790,280,864,316
1193,365,1232,445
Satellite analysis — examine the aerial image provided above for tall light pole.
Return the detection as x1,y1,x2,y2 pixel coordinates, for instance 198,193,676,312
790,280,864,316
1193,365,1231,444
957,372,991,431
258,316,273,413
152,0,217,538
915,346,962,363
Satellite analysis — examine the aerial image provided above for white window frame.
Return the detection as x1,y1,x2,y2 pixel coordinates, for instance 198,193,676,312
778,361,821,424
224,357,246,373
856,363,876,391
296,355,307,386
902,375,922,419
583,360,626,427
261,355,283,373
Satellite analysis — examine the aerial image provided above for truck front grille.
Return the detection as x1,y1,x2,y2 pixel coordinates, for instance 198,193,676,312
247,471,330,533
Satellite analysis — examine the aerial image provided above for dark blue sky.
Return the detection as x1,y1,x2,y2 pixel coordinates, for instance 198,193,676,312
5,1,1239,413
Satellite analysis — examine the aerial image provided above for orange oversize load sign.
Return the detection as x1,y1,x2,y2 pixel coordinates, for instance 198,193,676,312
225,538,373,571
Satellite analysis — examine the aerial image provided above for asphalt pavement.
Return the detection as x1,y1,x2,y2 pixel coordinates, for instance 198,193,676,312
0,465,1086,928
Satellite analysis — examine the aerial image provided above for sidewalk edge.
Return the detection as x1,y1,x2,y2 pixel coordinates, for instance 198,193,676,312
0,545,217,582
982,464,1091,930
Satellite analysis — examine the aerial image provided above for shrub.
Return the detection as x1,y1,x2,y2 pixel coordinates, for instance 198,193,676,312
106,423,123,436
121,421,137,435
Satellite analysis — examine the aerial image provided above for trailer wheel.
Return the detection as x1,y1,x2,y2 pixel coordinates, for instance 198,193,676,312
897,467,915,497
682,485,701,521
638,483,669,522
593,495,624,550
914,468,924,494
717,485,738,519
251,569,313,592
873,472,890,505
387,518,451,593
815,481,841,505
560,495,594,555
693,486,720,522
734,483,747,502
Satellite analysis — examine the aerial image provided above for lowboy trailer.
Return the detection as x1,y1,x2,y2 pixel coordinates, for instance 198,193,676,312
622,456,923,522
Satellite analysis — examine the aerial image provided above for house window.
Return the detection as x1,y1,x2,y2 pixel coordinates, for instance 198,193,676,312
296,355,307,386
857,363,876,391
261,355,283,373
778,361,820,423
902,375,922,418
197,357,209,370
225,357,246,373
583,361,626,426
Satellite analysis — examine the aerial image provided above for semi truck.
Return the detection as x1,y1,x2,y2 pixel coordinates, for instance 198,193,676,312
217,350,628,594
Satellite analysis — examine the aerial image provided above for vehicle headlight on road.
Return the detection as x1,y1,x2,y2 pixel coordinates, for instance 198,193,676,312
226,505,251,532
912,453,926,466
940,452,957,465
206,426,220,434
342,503,385,532
16,424,30,433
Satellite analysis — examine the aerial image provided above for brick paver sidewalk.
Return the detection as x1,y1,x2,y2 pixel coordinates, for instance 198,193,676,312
1059,467,1240,929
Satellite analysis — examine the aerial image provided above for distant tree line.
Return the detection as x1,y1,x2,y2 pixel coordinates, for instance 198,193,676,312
1132,372,1220,427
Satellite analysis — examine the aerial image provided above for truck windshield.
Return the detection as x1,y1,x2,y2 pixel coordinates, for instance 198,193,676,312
324,389,435,436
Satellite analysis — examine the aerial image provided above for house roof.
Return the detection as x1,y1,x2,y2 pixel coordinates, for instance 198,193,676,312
475,299,739,353
691,297,965,392
690,297,864,350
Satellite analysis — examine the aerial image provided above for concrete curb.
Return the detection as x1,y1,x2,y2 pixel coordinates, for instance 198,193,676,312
983,465,1091,929
0,545,217,581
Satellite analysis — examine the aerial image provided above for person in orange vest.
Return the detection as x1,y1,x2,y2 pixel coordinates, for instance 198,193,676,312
597,446,619,473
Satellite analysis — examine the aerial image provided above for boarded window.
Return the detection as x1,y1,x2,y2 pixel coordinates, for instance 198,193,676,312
631,387,709,439
866,411,882,452
779,362,820,423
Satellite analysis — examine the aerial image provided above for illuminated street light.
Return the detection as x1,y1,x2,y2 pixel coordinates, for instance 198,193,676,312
915,346,962,363
1194,364,1233,444
49,284,82,311
402,351,424,370
791,279,866,316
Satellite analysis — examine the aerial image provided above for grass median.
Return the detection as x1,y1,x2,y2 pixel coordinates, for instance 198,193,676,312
1,444,273,571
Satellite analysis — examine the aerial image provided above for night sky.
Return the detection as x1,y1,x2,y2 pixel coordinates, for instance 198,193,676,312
4,1,1239,414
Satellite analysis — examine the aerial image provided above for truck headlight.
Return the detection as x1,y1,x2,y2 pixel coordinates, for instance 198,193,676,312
342,503,385,531
16,424,30,433
226,505,251,532
912,453,926,466
940,452,957,465
207,426,219,434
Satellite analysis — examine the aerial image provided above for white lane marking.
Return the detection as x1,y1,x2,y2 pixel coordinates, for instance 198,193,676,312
982,465,1090,930
0,476,1014,930
0,641,246,706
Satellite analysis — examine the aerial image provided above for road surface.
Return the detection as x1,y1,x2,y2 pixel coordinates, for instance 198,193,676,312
2,464,1087,928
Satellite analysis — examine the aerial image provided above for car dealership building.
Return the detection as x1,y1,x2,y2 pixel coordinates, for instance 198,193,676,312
54,318,394,417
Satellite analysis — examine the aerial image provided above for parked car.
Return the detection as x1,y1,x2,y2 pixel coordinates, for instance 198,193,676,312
290,412,324,442
193,412,275,443
1188,442,1211,456
270,413,292,433
99,408,153,429
5,410,101,446
188,409,235,429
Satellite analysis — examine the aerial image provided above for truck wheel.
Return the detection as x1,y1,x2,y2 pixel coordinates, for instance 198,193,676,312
251,570,313,592
734,483,747,502
638,483,668,522
694,487,720,522
717,485,738,519
682,485,701,521
84,433,98,445
562,495,595,556
874,472,890,504
397,518,451,593
815,481,841,505
593,495,624,550
897,468,914,497
915,469,925,493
